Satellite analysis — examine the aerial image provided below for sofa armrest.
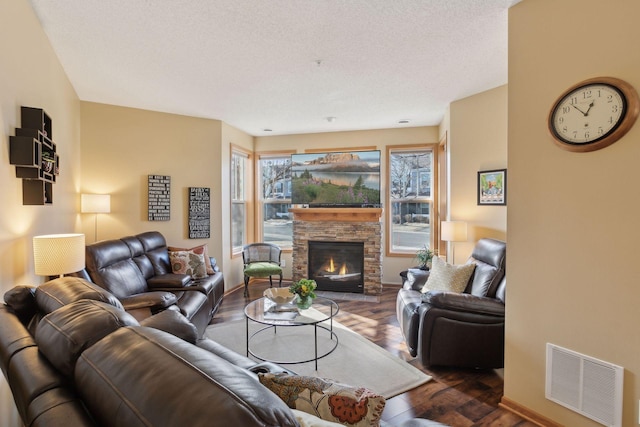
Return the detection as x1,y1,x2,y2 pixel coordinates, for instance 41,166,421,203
422,290,505,317
120,292,177,311
140,310,198,344
147,274,191,289
403,268,430,291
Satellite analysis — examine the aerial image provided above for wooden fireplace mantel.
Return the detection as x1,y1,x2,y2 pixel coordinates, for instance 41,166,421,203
289,207,382,222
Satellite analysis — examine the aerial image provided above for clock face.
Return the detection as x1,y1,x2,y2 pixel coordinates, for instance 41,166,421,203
550,83,626,145
549,77,640,152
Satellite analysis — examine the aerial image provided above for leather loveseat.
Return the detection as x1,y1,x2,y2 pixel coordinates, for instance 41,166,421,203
396,238,506,369
75,231,224,336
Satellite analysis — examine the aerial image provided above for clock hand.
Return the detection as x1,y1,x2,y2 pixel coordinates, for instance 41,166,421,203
584,100,595,116
571,104,588,116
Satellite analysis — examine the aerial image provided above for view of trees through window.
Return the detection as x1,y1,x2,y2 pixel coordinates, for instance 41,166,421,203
388,148,434,253
259,155,292,249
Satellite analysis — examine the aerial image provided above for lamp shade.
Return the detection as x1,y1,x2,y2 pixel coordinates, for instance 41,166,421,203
81,194,111,213
33,234,85,276
441,221,468,242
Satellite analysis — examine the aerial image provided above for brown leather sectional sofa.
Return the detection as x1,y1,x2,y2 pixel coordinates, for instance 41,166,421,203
0,277,300,426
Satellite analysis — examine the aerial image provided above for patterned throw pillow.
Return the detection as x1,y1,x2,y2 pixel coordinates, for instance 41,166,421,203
168,250,207,279
258,373,385,427
420,256,476,294
168,244,215,274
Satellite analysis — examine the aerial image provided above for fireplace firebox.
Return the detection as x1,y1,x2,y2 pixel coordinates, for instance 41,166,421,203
308,241,364,293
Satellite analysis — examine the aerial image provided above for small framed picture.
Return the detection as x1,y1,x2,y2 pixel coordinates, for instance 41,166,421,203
478,169,506,206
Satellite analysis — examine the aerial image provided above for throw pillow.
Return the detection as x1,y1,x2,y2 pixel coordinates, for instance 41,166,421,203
258,373,385,427
420,256,476,294
169,250,207,279
168,243,215,275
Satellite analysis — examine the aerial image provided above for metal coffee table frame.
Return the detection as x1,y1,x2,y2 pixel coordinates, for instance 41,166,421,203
244,297,339,370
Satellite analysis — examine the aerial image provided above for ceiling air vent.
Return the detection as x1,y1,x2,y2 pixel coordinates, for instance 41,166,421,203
546,343,623,427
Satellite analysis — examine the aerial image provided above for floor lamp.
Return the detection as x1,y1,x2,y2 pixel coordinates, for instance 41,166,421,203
33,233,85,278
81,194,111,242
441,221,468,264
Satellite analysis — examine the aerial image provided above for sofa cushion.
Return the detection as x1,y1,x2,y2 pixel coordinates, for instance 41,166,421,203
259,373,385,427
75,327,299,427
169,244,215,275
169,250,208,279
420,257,476,294
35,277,123,314
36,300,138,377
244,262,283,278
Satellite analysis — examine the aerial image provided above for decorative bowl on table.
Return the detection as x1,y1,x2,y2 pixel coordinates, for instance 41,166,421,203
263,288,297,305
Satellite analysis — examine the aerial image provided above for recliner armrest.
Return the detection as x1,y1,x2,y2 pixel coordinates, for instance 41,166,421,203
422,290,505,317
120,292,178,311
147,274,191,289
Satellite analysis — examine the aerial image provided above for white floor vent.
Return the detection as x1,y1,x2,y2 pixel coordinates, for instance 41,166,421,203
546,343,623,427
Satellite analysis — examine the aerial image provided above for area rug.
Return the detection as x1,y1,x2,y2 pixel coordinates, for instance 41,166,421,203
204,313,431,399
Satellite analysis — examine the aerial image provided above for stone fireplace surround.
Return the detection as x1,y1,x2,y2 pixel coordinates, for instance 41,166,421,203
290,208,382,296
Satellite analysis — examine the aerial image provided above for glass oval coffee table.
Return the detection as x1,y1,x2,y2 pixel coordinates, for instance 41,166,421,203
244,297,339,370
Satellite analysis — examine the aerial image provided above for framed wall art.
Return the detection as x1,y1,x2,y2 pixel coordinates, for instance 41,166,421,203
477,169,506,206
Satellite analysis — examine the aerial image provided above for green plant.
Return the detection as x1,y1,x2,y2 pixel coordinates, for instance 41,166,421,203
415,245,434,269
289,278,317,299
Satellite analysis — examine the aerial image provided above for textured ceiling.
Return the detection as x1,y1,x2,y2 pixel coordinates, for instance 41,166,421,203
28,0,520,136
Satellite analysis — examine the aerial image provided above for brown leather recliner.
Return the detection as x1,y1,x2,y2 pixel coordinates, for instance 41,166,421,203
396,238,506,369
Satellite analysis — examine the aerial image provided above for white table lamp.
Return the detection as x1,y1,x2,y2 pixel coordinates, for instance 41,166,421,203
441,221,468,264
33,233,85,277
81,194,111,242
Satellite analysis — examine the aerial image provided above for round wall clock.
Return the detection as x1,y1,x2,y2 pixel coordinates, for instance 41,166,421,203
548,77,640,152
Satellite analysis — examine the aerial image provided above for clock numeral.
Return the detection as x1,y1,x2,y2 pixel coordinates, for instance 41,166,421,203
582,90,592,99
558,117,564,124
584,131,590,139
598,127,604,135
607,94,613,103
612,105,619,113
569,97,578,105
562,106,571,114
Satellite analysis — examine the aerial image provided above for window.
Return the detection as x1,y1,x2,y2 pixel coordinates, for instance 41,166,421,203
387,146,436,254
231,149,249,254
257,153,292,249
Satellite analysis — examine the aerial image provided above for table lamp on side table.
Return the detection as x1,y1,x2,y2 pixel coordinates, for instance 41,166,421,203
33,233,85,279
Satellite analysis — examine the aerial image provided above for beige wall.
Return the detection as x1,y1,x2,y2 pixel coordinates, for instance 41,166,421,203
0,1,82,425
446,85,508,263
80,102,237,285
255,127,439,284
507,1,640,425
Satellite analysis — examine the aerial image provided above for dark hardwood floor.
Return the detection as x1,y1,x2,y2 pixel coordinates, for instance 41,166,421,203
212,280,537,427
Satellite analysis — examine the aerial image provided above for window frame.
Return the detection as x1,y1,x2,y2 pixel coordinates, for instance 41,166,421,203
385,144,438,258
231,145,251,256
255,151,294,251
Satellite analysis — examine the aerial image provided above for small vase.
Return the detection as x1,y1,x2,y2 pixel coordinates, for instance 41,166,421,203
296,295,313,310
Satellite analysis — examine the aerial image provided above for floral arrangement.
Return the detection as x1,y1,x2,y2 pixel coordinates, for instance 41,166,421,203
289,278,317,299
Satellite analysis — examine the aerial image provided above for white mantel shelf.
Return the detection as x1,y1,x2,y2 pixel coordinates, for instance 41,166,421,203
289,207,382,222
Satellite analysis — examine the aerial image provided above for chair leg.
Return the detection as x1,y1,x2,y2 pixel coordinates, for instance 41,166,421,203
244,275,250,297
269,276,273,288
278,274,282,288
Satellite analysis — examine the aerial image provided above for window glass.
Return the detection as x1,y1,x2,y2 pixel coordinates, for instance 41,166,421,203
258,155,292,249
231,151,247,253
388,148,434,253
